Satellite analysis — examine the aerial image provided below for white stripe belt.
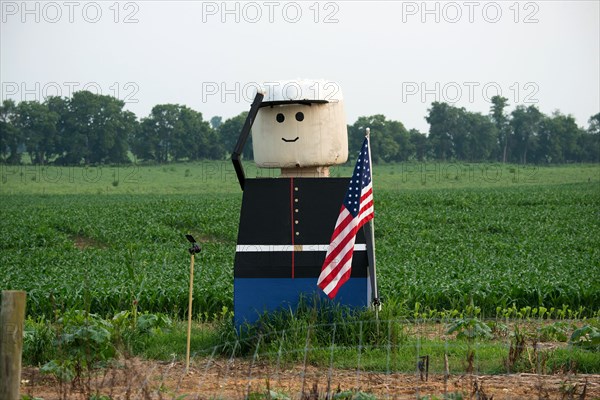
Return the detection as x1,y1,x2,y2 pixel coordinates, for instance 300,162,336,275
235,244,367,252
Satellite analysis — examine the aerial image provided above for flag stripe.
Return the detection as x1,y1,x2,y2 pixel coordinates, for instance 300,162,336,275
319,242,356,291
324,264,353,298
318,136,374,299
320,216,357,275
322,259,353,296
317,226,359,287
320,210,356,265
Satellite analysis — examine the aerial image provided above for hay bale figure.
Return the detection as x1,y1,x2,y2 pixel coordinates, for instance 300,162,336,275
232,79,375,327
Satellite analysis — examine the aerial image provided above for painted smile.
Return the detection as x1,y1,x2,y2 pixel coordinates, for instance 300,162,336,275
281,137,299,143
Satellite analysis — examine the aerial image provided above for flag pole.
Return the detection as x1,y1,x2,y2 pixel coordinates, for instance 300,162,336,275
364,128,380,315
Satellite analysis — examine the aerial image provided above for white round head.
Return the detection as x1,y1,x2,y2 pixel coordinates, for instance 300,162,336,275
252,79,348,169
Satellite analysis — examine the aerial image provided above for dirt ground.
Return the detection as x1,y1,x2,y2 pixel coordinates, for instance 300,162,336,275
20,357,600,400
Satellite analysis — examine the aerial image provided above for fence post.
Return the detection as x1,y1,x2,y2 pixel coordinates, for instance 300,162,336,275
0,290,27,400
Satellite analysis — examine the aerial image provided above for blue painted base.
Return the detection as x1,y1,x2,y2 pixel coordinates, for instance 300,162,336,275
234,278,369,327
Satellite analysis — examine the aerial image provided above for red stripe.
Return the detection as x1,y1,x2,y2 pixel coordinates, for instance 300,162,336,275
325,267,352,299
360,187,373,202
318,155,376,298
318,218,360,288
319,210,372,294
359,213,374,227
321,209,353,264
318,240,356,290
290,177,295,279
322,260,353,299
359,198,374,215
323,222,358,270
321,210,356,267
320,236,355,285
319,198,371,291
358,201,374,226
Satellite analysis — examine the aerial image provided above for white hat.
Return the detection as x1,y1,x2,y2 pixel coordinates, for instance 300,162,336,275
260,79,343,105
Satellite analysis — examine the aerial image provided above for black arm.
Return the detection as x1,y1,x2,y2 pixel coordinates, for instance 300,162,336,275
231,91,264,190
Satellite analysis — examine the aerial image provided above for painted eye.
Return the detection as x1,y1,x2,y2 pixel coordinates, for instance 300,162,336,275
276,113,285,123
295,112,304,122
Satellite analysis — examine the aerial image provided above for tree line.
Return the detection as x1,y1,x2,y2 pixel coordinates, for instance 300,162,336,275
0,91,598,165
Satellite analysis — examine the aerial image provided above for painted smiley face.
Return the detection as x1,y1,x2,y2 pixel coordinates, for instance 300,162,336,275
276,112,305,143
252,102,348,169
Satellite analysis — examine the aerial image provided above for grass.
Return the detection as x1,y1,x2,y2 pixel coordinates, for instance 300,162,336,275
22,304,600,376
1,161,598,195
17,297,600,400
129,320,222,360
127,318,600,375
3,161,600,379
1,161,599,320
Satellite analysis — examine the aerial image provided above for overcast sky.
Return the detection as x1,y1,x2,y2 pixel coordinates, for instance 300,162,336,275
1,0,598,132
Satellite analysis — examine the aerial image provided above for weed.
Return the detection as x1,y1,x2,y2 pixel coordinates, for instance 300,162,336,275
505,325,526,372
23,316,56,365
538,321,570,342
570,325,600,350
446,318,492,340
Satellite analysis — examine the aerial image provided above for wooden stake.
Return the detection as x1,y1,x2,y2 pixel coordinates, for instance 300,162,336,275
0,290,27,400
186,253,195,374
444,353,450,388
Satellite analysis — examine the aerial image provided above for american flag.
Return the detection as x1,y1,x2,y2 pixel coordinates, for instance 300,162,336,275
318,136,374,299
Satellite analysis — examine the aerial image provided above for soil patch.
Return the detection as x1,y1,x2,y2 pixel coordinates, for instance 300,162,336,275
20,357,600,399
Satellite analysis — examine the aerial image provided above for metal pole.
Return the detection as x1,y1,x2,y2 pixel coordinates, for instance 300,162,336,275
365,129,380,313
185,253,195,373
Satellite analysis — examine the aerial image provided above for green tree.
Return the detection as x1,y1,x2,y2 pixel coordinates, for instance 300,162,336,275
348,115,413,163
537,112,581,163
490,96,510,162
46,96,70,163
578,113,600,162
15,101,59,164
200,126,225,160
133,104,219,162
347,116,375,157
56,91,134,164
116,110,138,163
53,95,88,165
426,102,460,161
63,91,96,163
86,95,135,164
210,116,223,129
588,113,600,136
0,99,21,163
461,111,497,161
132,117,161,162
389,119,414,161
135,104,180,163
179,106,222,160
171,106,198,160
218,112,252,160
409,129,428,161
510,105,542,164
426,103,497,162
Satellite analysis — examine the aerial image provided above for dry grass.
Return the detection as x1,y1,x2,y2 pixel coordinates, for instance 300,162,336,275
21,356,600,400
